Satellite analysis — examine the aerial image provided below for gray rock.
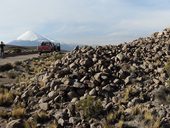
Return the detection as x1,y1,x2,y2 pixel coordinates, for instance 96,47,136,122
58,118,64,126
48,91,55,98
105,102,113,112
6,119,23,128
116,53,124,61
39,102,48,111
69,117,80,124
94,73,101,82
71,98,78,103
102,85,112,92
89,88,96,96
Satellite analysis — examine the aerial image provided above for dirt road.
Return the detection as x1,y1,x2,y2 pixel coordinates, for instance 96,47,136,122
0,54,39,65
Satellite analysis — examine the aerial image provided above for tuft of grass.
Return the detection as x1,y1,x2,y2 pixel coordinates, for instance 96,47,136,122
34,111,50,123
48,121,57,128
165,61,170,76
132,105,141,115
106,109,124,125
103,123,114,128
24,119,37,128
0,91,14,106
117,120,124,128
11,107,26,118
144,110,153,121
151,118,161,128
106,112,118,123
0,109,9,118
76,96,103,119
124,86,135,101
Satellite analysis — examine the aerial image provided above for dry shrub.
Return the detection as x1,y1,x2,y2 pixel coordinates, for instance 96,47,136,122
11,107,26,118
0,91,14,106
0,109,9,118
0,63,13,72
76,96,103,119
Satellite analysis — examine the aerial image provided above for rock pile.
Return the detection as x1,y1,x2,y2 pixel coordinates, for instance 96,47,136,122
1,28,170,127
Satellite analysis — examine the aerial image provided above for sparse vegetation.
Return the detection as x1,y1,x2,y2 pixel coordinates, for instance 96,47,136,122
0,109,9,118
144,110,153,121
165,61,170,76
0,63,13,72
34,111,50,123
48,121,58,128
76,96,103,119
11,48,22,54
11,106,26,118
24,119,37,128
0,90,14,106
117,120,124,128
14,61,22,66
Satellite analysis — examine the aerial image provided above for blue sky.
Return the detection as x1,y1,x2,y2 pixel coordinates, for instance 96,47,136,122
0,0,170,44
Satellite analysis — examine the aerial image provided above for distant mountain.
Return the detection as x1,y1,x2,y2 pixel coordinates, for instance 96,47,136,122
7,31,77,51
8,31,49,46
17,31,49,42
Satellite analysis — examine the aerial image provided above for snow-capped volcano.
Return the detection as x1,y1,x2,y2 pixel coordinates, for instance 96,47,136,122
17,31,49,42
8,31,50,46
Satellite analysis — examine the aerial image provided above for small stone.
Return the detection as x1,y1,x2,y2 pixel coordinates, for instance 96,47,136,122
58,118,64,126
48,91,55,98
94,73,101,82
89,88,96,96
105,102,113,112
116,53,124,61
39,103,48,111
102,85,111,92
69,117,80,124
71,98,78,103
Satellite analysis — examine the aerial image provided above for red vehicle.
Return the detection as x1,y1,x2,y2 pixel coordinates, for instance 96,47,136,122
37,41,60,55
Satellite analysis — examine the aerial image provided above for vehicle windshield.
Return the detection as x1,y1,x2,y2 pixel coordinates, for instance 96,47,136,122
41,42,51,46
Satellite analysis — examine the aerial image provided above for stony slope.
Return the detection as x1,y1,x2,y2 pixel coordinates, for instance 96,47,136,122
1,28,170,127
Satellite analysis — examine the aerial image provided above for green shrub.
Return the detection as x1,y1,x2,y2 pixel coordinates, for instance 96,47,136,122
14,61,22,66
76,96,103,119
0,63,13,72
12,48,22,54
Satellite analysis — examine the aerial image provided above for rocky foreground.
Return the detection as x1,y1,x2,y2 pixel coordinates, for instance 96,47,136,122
1,28,170,128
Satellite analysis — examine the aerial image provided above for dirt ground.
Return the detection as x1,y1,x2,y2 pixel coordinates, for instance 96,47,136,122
0,54,39,65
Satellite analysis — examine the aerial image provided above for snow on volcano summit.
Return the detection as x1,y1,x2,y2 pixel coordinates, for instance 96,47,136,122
17,31,49,42
8,31,50,46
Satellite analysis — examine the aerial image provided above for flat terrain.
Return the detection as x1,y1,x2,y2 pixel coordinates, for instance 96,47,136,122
0,54,39,65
